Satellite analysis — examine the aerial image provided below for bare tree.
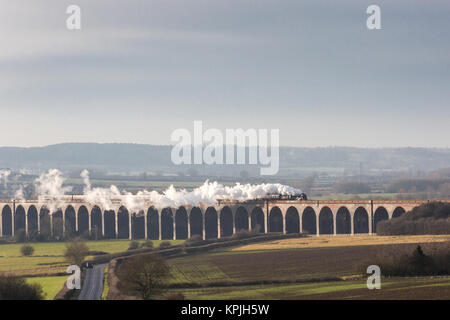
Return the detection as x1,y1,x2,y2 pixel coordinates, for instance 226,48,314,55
64,239,89,266
117,254,170,300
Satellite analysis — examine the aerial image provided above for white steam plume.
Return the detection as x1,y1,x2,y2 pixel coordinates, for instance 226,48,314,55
0,169,11,188
35,169,72,213
81,170,302,212
25,169,303,215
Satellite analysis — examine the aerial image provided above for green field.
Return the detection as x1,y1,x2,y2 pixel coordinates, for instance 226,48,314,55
167,277,450,300
0,239,183,276
25,275,68,300
0,239,182,299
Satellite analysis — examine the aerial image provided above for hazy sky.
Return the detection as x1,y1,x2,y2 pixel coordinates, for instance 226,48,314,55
1,0,449,148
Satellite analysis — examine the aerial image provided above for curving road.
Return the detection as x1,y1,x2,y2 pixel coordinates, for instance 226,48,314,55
78,263,108,300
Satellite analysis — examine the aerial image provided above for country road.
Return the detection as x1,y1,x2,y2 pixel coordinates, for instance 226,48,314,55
78,263,108,300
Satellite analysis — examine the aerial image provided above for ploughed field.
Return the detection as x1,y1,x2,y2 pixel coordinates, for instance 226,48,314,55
167,235,450,299
170,277,450,300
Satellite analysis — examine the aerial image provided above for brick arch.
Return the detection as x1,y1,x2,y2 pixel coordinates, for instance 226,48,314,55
302,206,316,235
117,206,130,239
104,209,116,239
354,207,369,234
205,207,218,239
189,207,203,238
286,206,300,234
319,206,333,235
64,205,76,237
373,206,389,233
235,206,249,232
161,208,174,240
14,205,26,234
132,210,145,239
251,206,265,233
91,205,103,239
269,206,283,233
175,206,188,239
336,206,351,234
392,206,405,219
147,206,159,240
220,206,233,237
77,205,89,235
27,205,39,235
1,205,12,236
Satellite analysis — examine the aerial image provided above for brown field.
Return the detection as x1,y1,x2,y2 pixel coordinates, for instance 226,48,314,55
231,234,450,252
168,242,433,285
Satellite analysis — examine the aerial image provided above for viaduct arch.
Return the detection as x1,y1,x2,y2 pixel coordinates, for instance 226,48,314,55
0,199,446,240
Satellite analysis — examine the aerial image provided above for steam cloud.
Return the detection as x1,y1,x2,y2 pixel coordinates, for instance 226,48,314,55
0,169,11,188
16,169,302,214
35,169,72,213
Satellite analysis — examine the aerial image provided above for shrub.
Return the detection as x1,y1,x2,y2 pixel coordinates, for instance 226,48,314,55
184,235,203,246
0,276,44,300
64,239,89,266
20,245,35,257
231,229,255,239
128,241,140,251
140,240,154,249
159,241,172,249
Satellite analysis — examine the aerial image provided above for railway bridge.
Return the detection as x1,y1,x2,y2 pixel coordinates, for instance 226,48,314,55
0,199,447,240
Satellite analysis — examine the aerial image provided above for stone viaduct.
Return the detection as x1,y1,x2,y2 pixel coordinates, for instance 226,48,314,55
0,198,448,240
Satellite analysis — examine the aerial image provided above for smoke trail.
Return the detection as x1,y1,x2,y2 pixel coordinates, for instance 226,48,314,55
81,170,302,212
15,188,25,202
30,169,302,214
0,169,11,188
35,169,72,213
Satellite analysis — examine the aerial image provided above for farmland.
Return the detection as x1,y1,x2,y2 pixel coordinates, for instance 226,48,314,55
0,239,182,277
0,239,182,300
168,277,450,300
232,234,450,251
165,235,450,299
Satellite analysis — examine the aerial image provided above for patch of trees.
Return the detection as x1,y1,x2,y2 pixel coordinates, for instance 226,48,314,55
0,276,44,300
333,181,370,194
386,178,450,194
377,201,450,235
366,243,450,276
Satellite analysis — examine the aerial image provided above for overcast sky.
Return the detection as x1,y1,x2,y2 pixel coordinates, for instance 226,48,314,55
0,0,449,148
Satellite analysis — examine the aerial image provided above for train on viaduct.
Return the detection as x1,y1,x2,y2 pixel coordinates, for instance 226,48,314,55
0,198,448,240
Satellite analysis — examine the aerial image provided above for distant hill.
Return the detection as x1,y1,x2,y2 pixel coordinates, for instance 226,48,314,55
0,143,449,177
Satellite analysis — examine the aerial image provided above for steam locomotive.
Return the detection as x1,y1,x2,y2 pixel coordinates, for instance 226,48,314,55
264,192,308,200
